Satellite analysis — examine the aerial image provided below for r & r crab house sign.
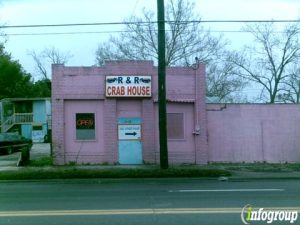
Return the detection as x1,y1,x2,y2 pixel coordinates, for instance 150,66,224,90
106,76,151,97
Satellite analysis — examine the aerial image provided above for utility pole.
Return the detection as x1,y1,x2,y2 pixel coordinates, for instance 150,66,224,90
157,0,168,169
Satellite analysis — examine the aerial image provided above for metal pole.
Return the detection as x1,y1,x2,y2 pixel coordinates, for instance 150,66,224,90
157,0,168,169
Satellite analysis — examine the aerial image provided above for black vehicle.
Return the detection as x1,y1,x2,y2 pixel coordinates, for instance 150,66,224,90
0,133,32,155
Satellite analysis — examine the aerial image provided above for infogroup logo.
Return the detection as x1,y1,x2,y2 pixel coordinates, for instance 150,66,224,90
241,205,298,224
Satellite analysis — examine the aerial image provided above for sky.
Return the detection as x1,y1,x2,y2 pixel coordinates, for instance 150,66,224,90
0,0,300,80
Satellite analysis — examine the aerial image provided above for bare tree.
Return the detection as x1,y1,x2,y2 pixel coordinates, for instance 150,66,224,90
279,66,300,103
206,52,247,102
29,50,48,79
230,22,300,103
95,0,225,66
95,0,245,102
0,21,7,45
29,46,72,79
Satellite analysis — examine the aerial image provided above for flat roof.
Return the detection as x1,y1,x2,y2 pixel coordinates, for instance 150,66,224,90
1,97,51,102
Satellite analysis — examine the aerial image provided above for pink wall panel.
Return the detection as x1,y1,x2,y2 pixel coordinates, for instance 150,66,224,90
207,104,300,163
153,103,197,164
64,100,105,164
117,100,142,118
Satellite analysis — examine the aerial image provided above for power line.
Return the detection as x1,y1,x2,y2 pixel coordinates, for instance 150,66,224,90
189,19,300,23
0,22,153,29
1,19,299,29
0,29,289,37
1,30,129,36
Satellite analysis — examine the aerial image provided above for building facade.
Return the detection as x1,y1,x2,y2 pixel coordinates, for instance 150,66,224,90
52,61,300,164
52,61,208,165
0,98,51,142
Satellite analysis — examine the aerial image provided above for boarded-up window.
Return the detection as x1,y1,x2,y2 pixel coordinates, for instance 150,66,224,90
167,113,184,139
76,113,95,140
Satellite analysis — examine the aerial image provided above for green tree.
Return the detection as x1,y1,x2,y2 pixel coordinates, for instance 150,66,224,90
32,78,51,97
0,45,35,99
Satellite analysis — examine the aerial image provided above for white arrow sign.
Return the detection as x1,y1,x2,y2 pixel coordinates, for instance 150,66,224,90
118,125,141,140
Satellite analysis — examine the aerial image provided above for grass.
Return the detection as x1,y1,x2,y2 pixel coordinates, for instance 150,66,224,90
0,167,231,180
286,163,300,171
28,157,53,167
3,157,300,180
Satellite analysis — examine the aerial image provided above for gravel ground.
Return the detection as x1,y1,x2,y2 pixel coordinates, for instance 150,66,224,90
0,143,50,168
30,143,51,160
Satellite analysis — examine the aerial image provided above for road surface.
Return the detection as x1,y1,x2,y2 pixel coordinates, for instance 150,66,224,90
0,178,299,224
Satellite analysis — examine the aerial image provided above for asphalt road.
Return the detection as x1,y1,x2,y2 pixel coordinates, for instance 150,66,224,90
0,178,299,225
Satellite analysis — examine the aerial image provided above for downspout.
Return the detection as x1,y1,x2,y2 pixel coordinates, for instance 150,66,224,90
192,61,201,164
193,70,201,135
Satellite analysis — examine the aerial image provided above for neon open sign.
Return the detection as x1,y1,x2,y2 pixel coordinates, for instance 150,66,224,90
76,113,95,130
77,119,94,127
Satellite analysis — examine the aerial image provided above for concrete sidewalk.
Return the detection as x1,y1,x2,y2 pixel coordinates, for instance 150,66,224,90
0,152,20,169
229,170,300,180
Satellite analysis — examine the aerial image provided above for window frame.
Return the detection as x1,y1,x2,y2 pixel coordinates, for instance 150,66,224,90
75,113,97,141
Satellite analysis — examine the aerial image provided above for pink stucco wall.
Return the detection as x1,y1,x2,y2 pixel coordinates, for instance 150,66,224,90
52,61,300,164
64,100,105,163
52,61,208,165
207,104,300,163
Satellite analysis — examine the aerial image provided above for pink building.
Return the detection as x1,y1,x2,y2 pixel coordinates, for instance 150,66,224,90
52,61,300,165
52,61,208,165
